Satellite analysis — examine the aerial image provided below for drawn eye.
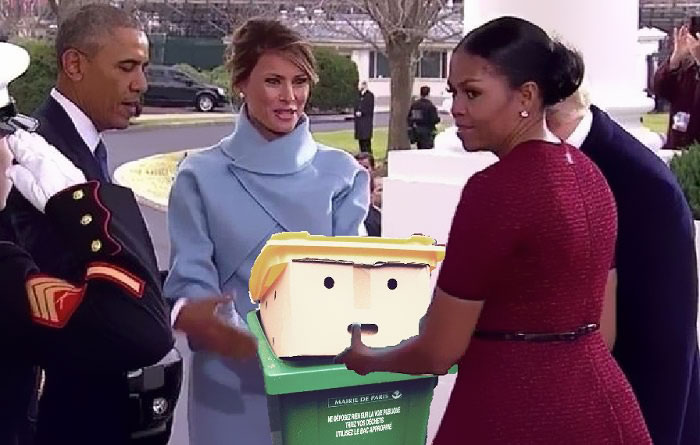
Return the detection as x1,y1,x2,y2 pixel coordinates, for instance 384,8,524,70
387,278,397,290
324,277,335,289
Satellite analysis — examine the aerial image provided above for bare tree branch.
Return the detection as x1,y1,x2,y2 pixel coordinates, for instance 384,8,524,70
306,0,460,152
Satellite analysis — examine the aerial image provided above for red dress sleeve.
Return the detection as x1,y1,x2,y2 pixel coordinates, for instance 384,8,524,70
437,172,519,301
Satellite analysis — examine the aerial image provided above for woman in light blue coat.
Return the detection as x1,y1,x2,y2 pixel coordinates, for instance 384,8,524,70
164,19,370,445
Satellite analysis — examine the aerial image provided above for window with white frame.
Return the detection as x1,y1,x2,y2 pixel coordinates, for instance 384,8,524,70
369,51,391,78
369,50,448,79
416,51,448,78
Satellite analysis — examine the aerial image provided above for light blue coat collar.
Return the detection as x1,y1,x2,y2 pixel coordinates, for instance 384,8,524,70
221,105,317,175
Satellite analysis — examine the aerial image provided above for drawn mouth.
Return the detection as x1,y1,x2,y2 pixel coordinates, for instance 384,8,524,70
348,324,379,335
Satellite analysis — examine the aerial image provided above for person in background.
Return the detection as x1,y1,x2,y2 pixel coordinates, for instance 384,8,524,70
354,80,375,154
548,81,700,445
653,19,700,149
355,152,379,236
371,174,383,210
164,19,369,445
354,151,375,172
364,173,382,236
408,85,441,149
337,16,651,444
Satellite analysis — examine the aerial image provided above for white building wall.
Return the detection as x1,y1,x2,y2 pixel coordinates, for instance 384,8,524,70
351,48,453,108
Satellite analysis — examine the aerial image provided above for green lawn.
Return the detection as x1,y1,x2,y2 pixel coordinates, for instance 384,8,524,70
642,112,669,134
311,115,669,162
118,115,672,208
312,124,448,162
313,128,388,160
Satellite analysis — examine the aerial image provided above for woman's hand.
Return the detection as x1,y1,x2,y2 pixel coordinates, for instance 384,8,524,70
335,324,376,376
174,296,258,360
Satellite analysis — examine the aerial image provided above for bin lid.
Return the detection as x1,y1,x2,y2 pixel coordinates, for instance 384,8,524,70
247,310,455,395
249,232,445,303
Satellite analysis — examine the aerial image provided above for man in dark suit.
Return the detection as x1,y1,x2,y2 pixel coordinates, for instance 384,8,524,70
547,87,700,445
1,129,175,444
4,5,257,443
354,81,375,154
407,85,440,150
363,173,382,237
3,6,171,444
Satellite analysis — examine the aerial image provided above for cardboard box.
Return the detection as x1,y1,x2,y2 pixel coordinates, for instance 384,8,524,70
249,232,445,358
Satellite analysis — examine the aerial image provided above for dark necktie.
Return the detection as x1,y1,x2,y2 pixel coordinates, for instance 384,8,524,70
94,140,111,183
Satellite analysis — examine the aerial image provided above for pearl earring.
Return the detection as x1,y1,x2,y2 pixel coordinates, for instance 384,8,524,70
519,110,529,118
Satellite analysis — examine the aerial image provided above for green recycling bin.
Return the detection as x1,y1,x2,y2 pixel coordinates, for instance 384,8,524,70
248,310,454,445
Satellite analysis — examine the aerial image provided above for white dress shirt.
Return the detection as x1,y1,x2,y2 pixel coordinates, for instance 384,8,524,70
50,88,102,153
564,109,594,149
51,88,191,326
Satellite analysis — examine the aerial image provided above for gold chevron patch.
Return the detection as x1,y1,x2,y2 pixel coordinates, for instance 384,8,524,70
26,276,85,328
86,262,145,298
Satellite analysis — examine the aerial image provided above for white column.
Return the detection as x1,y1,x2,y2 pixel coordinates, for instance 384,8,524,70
460,0,663,151
638,27,667,94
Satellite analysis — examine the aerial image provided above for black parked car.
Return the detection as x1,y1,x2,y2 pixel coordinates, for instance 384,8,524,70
144,65,228,112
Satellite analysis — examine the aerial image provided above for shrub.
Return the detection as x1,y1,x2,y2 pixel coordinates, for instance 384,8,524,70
669,143,700,219
175,47,361,113
308,47,358,113
173,63,208,84
8,39,57,115
173,63,238,108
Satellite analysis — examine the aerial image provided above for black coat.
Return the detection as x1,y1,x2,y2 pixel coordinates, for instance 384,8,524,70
1,182,174,444
407,98,440,131
581,105,700,445
4,96,174,445
364,205,381,237
354,90,375,140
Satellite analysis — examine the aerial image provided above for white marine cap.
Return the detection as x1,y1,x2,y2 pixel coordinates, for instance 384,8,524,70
0,42,30,109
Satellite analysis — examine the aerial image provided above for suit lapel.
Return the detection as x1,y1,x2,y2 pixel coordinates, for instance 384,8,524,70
579,106,614,161
34,96,104,181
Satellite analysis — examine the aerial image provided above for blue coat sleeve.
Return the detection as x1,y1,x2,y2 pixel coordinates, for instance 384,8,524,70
332,167,370,236
164,166,222,303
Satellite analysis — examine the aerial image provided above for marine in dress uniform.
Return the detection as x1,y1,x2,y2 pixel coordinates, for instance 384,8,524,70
1,179,177,445
0,40,177,445
0,40,44,445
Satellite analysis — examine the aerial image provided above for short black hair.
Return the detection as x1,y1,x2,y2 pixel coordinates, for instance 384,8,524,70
355,152,375,168
456,16,584,107
420,86,430,97
55,4,142,69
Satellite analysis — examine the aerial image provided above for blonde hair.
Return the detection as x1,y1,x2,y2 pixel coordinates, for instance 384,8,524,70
546,77,592,123
225,19,319,90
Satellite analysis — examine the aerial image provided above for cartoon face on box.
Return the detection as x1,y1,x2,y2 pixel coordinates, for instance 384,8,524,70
249,232,445,358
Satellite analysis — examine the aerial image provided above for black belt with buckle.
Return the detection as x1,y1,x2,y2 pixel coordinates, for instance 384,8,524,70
474,323,600,342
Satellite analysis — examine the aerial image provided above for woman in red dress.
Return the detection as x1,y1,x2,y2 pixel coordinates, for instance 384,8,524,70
337,16,652,444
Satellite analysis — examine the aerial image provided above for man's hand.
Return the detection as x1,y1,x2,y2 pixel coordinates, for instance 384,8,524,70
174,297,258,360
5,129,86,212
